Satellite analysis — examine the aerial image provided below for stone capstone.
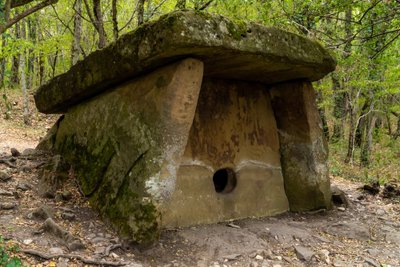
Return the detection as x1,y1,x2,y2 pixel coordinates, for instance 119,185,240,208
34,10,336,114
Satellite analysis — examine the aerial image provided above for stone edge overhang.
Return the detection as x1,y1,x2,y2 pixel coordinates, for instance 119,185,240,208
34,10,336,114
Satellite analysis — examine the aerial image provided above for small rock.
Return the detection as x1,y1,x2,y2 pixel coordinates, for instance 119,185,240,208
18,165,33,172
57,258,69,267
223,254,241,261
23,239,33,245
22,148,37,156
255,255,264,260
275,256,282,261
318,249,330,264
87,233,96,239
331,186,349,207
325,222,370,241
91,237,108,244
385,232,400,244
0,170,11,182
55,193,63,202
375,209,385,216
94,246,105,254
366,248,379,257
0,202,17,210
0,189,14,196
29,205,53,220
11,148,21,157
68,240,85,251
61,190,72,201
49,247,63,254
61,212,76,221
125,264,144,267
364,257,380,267
337,207,346,211
250,262,258,267
272,265,282,267
110,252,119,258
227,223,240,229
294,246,314,262
16,182,31,191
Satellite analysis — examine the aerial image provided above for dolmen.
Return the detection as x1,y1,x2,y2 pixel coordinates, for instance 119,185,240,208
35,10,336,245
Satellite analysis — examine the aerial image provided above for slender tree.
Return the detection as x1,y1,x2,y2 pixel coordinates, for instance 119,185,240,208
83,0,107,49
175,0,185,9
137,0,145,26
112,0,118,41
71,0,82,66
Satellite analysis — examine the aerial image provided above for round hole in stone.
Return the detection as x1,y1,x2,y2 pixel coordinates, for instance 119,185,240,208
213,168,237,194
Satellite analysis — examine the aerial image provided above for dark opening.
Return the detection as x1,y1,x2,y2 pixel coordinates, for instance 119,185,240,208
213,168,237,194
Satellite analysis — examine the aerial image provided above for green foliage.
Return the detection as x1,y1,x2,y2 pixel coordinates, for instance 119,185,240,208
0,0,399,181
0,236,22,267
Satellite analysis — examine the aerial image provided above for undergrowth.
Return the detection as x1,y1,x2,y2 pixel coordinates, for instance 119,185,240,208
0,236,23,267
329,128,400,184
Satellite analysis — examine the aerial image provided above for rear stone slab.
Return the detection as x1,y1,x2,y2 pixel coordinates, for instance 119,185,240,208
35,10,336,245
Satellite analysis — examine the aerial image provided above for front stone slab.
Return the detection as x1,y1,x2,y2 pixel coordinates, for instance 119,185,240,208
162,79,289,227
53,59,204,244
269,81,331,211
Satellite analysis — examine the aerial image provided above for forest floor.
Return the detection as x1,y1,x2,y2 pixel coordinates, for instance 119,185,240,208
0,92,399,267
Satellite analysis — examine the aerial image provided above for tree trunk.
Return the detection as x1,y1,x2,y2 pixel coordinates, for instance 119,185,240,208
112,0,118,41
37,16,45,85
345,106,356,164
11,20,21,86
19,19,30,125
360,114,377,167
71,0,82,66
27,16,36,89
92,0,107,49
137,0,145,26
386,113,392,136
315,84,329,140
393,116,400,139
0,35,7,87
175,0,185,9
331,73,345,142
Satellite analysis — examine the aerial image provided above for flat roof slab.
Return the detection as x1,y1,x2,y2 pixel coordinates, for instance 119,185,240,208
35,10,336,114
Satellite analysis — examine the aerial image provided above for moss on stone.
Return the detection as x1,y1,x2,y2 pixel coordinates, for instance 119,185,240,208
35,10,335,114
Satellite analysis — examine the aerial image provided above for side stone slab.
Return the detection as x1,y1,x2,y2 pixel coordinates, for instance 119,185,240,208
269,81,332,211
52,58,204,244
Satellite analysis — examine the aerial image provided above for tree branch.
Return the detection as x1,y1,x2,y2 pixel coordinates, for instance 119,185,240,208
197,0,214,11
10,0,34,9
1,0,58,34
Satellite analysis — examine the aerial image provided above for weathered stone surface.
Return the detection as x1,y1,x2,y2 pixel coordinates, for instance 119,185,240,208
162,79,289,227
35,10,336,113
325,222,370,241
269,81,331,211
0,169,11,182
38,155,70,198
331,185,349,207
53,58,204,245
294,246,315,261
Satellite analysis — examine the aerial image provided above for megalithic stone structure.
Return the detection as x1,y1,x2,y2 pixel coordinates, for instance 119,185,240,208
34,10,336,245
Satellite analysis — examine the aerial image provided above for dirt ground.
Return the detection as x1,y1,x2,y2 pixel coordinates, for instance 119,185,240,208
0,97,399,267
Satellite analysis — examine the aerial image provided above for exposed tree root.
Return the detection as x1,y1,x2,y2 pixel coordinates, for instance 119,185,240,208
104,244,122,257
22,249,126,266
